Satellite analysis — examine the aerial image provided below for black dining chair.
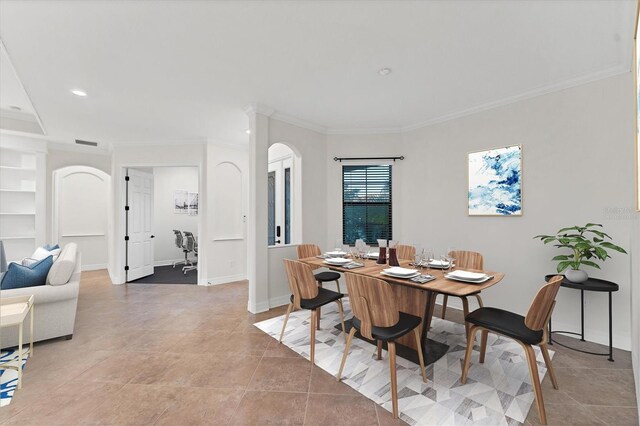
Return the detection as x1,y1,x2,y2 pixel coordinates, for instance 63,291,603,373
461,275,563,425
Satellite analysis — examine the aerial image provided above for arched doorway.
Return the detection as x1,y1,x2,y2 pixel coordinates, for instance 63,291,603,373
52,166,110,270
268,142,302,246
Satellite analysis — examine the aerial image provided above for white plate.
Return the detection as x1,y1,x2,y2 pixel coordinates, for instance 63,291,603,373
445,274,492,284
428,260,450,267
384,267,419,277
325,251,347,257
365,251,379,258
381,271,421,279
324,257,351,266
446,270,488,281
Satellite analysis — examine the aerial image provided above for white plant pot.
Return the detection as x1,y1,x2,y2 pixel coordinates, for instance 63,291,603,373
564,269,588,283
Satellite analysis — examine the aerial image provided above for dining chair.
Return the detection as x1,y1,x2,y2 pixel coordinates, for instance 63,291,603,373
396,244,416,261
461,275,562,425
297,244,343,329
279,259,347,367
439,250,484,336
336,273,427,419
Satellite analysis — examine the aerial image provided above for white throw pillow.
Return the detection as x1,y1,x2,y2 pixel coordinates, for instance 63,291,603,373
46,243,77,286
31,246,61,261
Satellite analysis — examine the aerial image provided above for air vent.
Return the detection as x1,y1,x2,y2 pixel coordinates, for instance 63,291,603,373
75,139,98,147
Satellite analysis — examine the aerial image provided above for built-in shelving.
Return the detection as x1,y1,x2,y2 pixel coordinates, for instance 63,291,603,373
0,145,45,261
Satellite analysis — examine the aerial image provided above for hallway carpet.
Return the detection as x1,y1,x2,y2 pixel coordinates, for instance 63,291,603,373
128,265,197,284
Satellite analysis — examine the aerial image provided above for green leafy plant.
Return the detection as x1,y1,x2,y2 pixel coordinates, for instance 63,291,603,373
534,223,627,273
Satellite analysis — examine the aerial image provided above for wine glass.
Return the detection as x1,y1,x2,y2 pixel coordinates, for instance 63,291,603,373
423,249,434,271
334,238,343,252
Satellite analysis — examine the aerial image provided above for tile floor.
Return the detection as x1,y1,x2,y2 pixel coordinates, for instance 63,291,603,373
0,270,637,425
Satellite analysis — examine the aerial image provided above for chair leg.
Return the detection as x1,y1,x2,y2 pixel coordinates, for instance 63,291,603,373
441,294,448,319
337,327,357,381
475,294,484,308
479,330,488,363
376,340,383,360
336,299,346,340
414,328,427,383
388,341,399,418
540,343,559,390
316,283,322,330
310,309,317,366
279,303,294,343
461,296,470,338
335,279,341,294
461,325,480,384
524,344,547,425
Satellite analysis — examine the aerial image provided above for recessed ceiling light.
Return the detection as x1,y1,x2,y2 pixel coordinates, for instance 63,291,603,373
71,89,87,97
8,105,22,111
378,68,392,76
245,129,251,135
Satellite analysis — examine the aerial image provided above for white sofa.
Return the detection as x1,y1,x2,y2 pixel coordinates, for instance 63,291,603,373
0,244,81,349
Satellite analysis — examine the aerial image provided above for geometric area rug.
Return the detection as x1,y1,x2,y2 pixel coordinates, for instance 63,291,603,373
0,348,29,407
254,299,553,426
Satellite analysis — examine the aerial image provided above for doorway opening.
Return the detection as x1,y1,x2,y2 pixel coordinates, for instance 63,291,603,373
123,166,200,285
267,143,301,246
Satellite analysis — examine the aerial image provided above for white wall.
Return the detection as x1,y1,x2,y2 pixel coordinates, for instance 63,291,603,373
46,146,111,242
152,166,198,266
632,218,640,419
207,142,249,285
265,118,328,309
322,73,636,350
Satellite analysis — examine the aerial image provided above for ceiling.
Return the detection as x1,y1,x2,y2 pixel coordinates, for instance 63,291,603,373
0,1,635,146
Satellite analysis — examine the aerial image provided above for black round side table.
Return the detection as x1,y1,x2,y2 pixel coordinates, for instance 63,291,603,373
544,274,619,362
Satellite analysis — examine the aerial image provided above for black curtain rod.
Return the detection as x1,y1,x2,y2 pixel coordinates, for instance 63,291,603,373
333,156,404,162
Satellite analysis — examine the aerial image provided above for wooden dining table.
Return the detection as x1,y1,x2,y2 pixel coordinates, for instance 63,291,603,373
299,256,505,364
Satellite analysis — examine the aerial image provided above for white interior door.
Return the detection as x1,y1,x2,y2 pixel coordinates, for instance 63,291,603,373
127,168,154,281
267,157,292,246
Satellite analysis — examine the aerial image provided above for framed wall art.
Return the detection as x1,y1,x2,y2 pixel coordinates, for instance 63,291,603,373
468,145,522,216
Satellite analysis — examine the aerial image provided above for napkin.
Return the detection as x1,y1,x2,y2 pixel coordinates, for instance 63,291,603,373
410,274,436,284
343,262,364,269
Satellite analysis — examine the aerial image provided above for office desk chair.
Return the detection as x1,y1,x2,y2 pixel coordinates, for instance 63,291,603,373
172,230,194,269
182,231,197,274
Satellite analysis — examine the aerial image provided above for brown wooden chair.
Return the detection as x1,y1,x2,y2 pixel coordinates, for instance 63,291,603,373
396,244,416,261
439,250,484,336
297,244,342,294
461,276,563,425
279,259,346,367
336,273,427,419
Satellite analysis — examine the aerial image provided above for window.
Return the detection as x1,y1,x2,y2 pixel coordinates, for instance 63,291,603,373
342,165,392,245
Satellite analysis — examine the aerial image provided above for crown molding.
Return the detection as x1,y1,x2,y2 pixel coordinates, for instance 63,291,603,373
400,64,630,133
243,102,275,117
326,126,402,135
251,65,629,138
270,111,327,134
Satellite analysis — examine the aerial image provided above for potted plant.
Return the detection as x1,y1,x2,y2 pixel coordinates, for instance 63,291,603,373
534,223,627,283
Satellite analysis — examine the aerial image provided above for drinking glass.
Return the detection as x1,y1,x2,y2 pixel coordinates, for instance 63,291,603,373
414,253,424,269
423,250,434,271
334,239,343,252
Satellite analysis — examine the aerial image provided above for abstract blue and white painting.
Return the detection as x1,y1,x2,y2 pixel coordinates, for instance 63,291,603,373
468,145,522,216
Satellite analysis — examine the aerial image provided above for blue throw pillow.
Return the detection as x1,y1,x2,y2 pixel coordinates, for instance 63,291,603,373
43,244,60,251
0,256,53,290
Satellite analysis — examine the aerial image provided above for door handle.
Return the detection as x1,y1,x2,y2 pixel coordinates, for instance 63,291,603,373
276,240,281,244
276,226,281,238
150,235,155,238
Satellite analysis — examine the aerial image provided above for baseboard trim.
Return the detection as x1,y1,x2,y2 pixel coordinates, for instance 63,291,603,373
154,259,187,267
206,274,247,286
248,299,270,314
82,263,108,271
269,294,291,309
